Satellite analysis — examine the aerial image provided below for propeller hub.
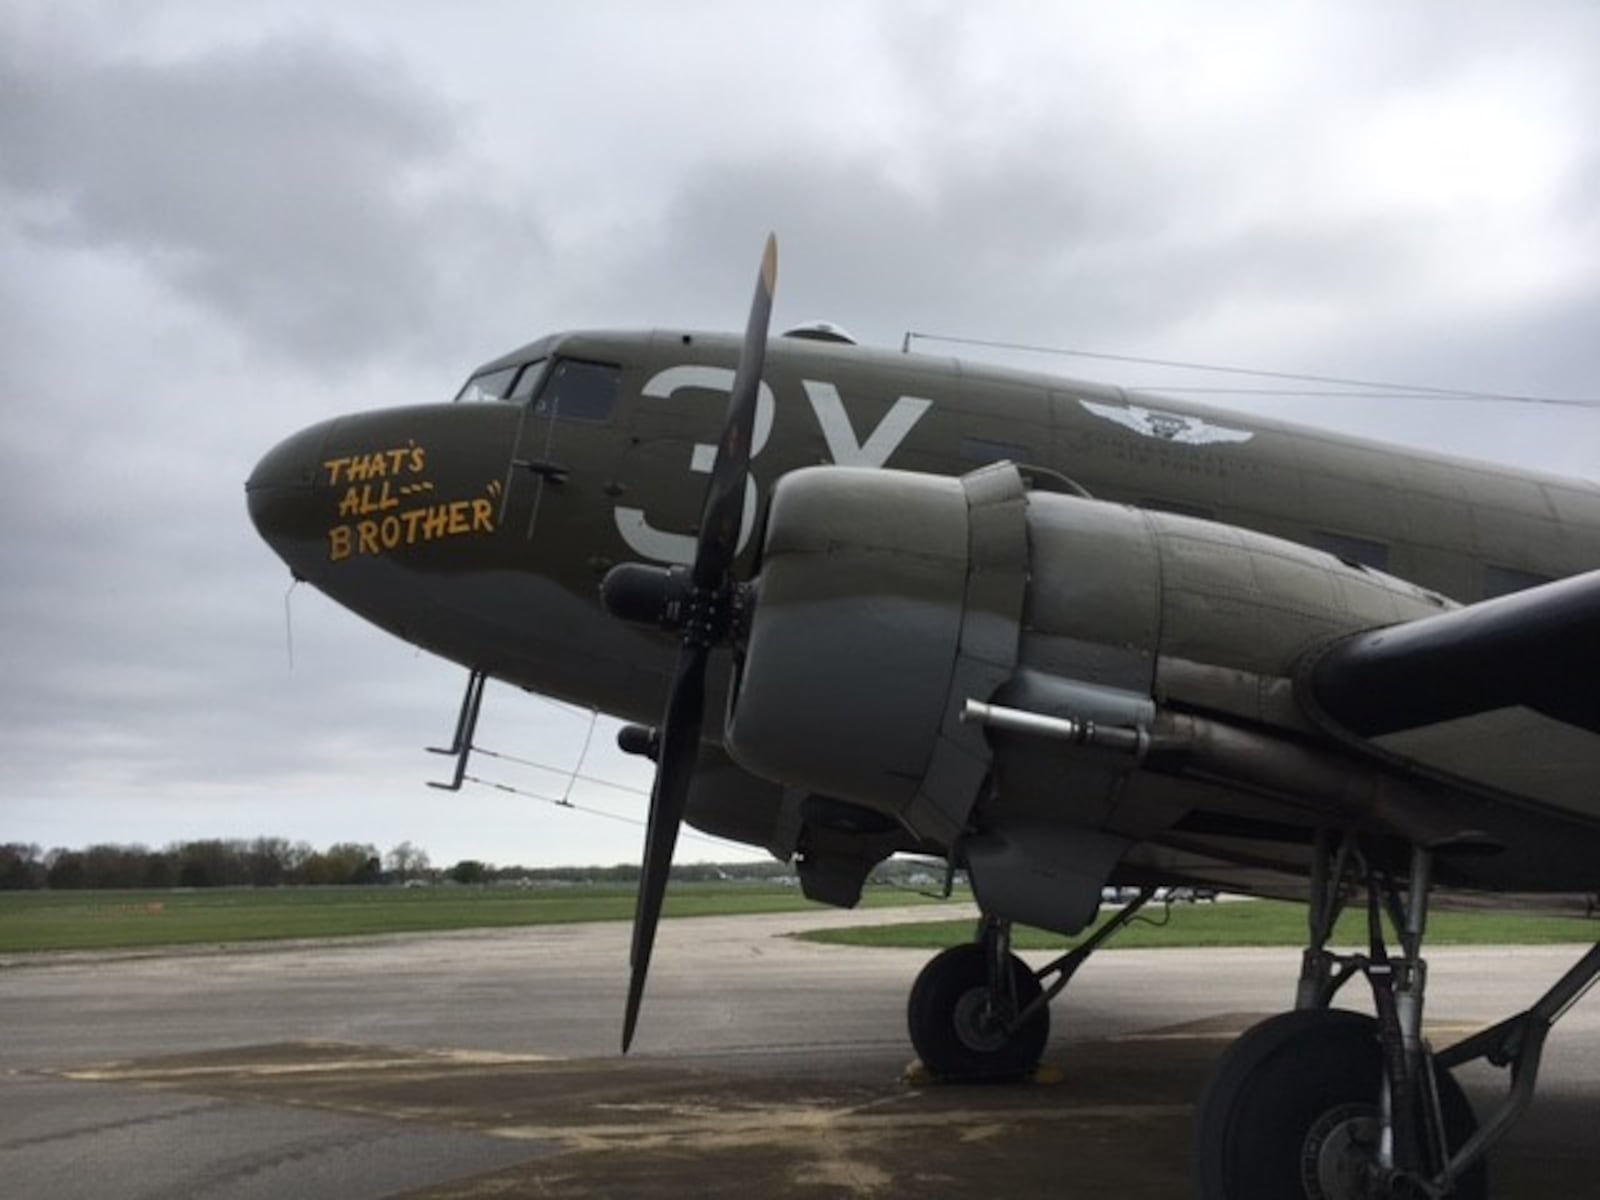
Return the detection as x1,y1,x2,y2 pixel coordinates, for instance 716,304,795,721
617,723,661,761
599,563,691,629
600,562,752,648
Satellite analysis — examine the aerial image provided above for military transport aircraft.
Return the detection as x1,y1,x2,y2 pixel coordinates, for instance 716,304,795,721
247,237,1600,1198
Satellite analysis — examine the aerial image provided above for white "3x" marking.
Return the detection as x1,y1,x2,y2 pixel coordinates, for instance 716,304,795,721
613,367,933,564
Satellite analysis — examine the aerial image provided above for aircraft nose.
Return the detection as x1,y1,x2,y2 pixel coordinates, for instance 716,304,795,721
245,418,336,575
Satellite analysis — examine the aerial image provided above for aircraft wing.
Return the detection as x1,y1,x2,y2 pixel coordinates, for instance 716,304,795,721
1300,569,1600,817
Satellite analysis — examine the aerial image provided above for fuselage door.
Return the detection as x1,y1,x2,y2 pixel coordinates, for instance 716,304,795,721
502,356,624,546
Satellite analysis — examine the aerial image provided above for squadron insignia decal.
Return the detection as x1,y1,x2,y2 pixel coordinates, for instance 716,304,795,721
1080,398,1254,446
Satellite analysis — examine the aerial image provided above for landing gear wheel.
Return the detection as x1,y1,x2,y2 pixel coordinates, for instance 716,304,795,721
907,943,1048,1082
1195,1009,1487,1199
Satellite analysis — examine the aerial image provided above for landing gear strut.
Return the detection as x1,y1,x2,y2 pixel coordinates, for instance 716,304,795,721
907,888,1155,1081
1198,833,1600,1198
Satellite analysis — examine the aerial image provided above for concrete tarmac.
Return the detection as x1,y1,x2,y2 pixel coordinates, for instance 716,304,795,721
3,906,1599,1198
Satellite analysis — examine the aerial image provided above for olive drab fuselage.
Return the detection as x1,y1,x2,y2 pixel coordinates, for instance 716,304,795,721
248,327,1600,727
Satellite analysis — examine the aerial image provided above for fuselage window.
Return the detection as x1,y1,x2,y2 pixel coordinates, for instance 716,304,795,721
1141,498,1215,520
1483,564,1553,598
534,359,620,422
453,365,520,403
1310,530,1389,572
960,435,1032,464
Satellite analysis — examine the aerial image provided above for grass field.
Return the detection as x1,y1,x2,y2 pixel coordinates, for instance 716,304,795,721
0,883,954,954
4,888,1594,956
797,899,1600,952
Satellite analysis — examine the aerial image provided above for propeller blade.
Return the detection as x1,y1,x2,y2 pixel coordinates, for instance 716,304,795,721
621,235,779,1052
622,643,707,1051
692,233,777,591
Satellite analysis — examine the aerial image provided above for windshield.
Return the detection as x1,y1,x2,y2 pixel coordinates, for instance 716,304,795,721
453,359,546,403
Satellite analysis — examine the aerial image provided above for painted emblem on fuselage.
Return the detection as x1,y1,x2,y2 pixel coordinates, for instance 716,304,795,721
1080,398,1254,446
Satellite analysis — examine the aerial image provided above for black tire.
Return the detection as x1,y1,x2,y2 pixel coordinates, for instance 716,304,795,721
1195,1009,1487,1199
906,942,1049,1082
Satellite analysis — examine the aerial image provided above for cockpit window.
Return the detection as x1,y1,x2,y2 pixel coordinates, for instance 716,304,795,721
533,359,620,422
453,364,521,403
509,360,548,401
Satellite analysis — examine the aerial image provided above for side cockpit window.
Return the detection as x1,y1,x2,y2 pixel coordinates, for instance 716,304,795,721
534,359,620,422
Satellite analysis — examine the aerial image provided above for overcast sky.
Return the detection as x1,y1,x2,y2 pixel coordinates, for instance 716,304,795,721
3,1,1597,870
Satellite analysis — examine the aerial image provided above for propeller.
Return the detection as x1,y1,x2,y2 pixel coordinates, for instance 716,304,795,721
600,234,777,1051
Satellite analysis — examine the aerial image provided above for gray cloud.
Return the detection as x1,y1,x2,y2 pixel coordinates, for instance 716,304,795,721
0,33,506,369
0,2,1596,866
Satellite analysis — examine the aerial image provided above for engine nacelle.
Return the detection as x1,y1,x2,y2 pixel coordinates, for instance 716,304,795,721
726,464,1025,846
725,462,1449,931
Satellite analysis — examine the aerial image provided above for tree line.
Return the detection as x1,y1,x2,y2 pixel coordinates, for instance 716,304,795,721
0,838,778,891
0,838,946,892
0,838,412,891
